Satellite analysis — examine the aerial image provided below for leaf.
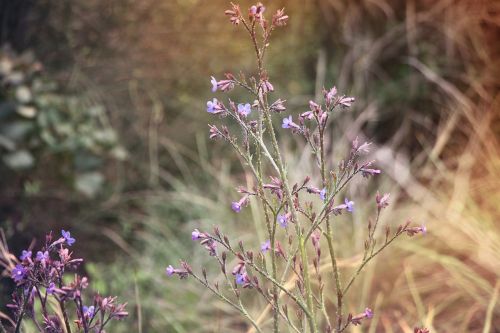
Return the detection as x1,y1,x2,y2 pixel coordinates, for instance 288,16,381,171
3,150,35,169
75,172,104,197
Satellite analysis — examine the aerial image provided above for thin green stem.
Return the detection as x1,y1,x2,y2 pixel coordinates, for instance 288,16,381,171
190,272,263,333
319,121,343,331
343,229,407,296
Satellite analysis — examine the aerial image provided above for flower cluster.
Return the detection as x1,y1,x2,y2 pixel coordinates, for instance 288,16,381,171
2,230,127,333
166,3,428,333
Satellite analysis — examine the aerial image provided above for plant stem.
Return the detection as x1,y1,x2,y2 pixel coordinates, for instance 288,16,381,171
343,229,407,296
319,124,343,331
14,292,28,333
59,301,72,333
190,272,263,333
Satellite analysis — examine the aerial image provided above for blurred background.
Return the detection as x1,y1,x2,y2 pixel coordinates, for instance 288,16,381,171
0,0,499,332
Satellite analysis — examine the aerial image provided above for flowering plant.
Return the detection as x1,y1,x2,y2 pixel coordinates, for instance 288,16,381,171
166,3,427,332
0,230,128,333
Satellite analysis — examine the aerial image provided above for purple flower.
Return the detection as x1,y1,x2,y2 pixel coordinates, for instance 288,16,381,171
277,213,288,228
47,282,56,294
210,76,218,92
36,251,49,263
166,265,175,276
231,202,242,213
165,265,189,279
191,229,200,240
325,86,337,106
237,103,251,117
235,273,247,285
20,250,32,261
282,115,301,130
421,225,427,235
320,188,327,201
282,115,292,128
207,98,219,114
351,307,374,326
61,230,75,246
261,240,271,253
11,264,27,283
345,198,354,212
231,195,249,213
83,305,95,318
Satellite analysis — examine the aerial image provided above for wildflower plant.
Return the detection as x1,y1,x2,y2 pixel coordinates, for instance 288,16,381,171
166,3,426,333
0,230,128,333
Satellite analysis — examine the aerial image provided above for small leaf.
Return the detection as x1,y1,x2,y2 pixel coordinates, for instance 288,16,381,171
75,172,104,197
3,150,34,169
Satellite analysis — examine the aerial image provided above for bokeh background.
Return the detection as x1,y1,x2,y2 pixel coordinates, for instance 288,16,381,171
0,0,499,332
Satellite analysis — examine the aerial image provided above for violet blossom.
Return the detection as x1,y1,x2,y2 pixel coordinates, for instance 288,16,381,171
20,250,32,261
36,250,49,263
320,188,327,201
231,195,249,213
260,240,271,253
47,282,56,295
207,98,224,114
235,273,247,285
166,265,175,276
345,198,354,212
192,229,207,241
351,307,374,326
277,213,288,228
237,103,251,117
282,115,300,130
11,264,27,283
61,230,75,246
210,76,218,92
165,265,189,279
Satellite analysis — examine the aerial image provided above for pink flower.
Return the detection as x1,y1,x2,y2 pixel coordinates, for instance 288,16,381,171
225,3,241,25
376,192,390,210
325,86,337,106
339,96,355,107
260,80,274,94
272,8,288,27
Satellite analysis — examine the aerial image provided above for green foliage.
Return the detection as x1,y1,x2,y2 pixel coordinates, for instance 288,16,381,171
0,46,126,197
